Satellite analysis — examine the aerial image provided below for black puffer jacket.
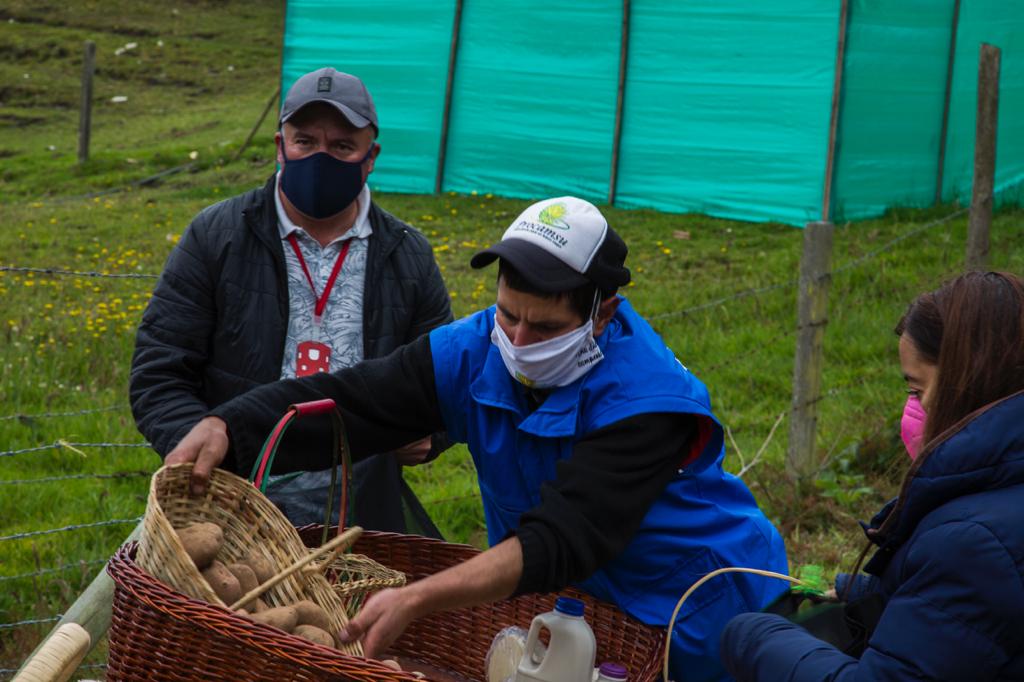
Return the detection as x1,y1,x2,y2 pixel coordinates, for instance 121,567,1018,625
130,176,452,526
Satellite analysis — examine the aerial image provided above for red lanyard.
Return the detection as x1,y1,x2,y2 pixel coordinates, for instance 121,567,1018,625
286,234,352,323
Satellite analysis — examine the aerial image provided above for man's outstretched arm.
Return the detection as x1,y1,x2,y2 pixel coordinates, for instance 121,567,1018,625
338,537,524,659
166,335,443,494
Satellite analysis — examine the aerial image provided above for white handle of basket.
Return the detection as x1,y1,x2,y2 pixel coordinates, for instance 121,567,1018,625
12,623,90,682
229,526,363,611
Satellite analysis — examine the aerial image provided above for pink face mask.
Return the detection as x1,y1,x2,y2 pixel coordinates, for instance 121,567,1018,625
901,394,927,459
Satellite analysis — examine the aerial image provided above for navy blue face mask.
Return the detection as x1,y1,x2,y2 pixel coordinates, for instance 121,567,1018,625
279,140,374,219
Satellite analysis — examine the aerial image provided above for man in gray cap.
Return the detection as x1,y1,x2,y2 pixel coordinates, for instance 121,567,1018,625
130,67,452,536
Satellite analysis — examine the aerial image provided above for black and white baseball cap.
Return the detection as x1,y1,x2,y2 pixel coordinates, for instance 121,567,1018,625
471,196,630,293
279,67,378,133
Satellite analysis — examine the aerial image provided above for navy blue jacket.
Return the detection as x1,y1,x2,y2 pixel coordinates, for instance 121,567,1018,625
721,390,1024,681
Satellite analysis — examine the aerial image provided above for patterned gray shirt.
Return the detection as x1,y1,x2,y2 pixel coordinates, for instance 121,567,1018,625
275,174,372,379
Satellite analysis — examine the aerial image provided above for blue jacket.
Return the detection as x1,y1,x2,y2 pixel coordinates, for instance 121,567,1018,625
721,390,1024,681
431,299,788,682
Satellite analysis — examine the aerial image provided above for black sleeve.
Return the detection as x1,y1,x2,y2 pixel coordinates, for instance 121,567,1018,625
513,412,696,595
211,334,444,477
406,235,454,340
129,214,217,457
398,229,453,458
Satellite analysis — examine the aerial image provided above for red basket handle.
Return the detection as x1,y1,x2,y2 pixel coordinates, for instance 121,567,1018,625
291,398,338,417
248,399,352,545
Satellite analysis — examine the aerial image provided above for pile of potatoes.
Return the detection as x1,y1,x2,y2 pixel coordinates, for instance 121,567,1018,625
176,521,340,649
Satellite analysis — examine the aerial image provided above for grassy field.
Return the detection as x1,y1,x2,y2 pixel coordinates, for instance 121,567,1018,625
2,0,1023,676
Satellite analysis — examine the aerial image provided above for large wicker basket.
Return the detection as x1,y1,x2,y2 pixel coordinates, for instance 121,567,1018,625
108,530,666,681
108,541,423,681
301,528,667,682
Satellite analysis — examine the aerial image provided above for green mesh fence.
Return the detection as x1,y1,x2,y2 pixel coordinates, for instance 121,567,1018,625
615,1,837,224
281,0,455,194
941,0,1024,208
283,0,1022,226
830,0,956,221
442,0,621,201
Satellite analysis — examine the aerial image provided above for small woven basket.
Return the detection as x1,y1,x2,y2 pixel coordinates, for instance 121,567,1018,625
323,548,406,616
137,463,367,655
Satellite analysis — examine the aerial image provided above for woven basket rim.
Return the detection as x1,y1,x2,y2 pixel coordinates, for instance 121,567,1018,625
299,525,484,556
141,465,221,604
301,527,667,680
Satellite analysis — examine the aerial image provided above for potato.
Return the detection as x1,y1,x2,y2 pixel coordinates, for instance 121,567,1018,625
293,600,331,631
293,624,334,648
176,522,223,570
242,552,275,584
251,606,298,633
201,560,242,605
234,608,249,617
380,659,403,671
253,597,269,613
226,563,259,609
227,563,259,593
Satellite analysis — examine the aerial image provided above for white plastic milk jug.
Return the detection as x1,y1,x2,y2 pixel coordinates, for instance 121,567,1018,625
514,596,596,682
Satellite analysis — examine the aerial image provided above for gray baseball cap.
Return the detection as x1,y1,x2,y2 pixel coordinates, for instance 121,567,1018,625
279,67,378,133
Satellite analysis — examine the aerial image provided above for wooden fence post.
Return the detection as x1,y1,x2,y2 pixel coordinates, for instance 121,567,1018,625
786,221,834,482
788,0,843,484
966,43,1001,271
77,40,96,164
230,87,281,163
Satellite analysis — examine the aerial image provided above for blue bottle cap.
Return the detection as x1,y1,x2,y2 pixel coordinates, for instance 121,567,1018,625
554,596,585,617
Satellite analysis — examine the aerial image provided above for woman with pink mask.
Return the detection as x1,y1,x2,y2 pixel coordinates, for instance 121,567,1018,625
721,271,1024,681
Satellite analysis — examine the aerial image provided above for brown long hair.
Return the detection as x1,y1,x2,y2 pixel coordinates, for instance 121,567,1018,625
896,271,1024,445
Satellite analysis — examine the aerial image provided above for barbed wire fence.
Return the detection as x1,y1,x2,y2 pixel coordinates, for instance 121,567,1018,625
0,442,151,459
0,560,110,585
0,405,126,423
0,201,990,679
0,266,159,280
0,663,107,679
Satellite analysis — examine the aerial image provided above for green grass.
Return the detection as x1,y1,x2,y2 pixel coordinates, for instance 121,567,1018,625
2,0,1023,675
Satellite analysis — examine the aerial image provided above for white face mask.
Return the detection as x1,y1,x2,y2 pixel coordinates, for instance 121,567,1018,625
490,314,605,389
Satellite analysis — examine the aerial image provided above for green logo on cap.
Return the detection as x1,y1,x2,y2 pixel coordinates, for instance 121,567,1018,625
538,202,570,230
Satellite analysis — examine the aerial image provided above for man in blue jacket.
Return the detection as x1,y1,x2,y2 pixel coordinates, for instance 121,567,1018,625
167,196,788,680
